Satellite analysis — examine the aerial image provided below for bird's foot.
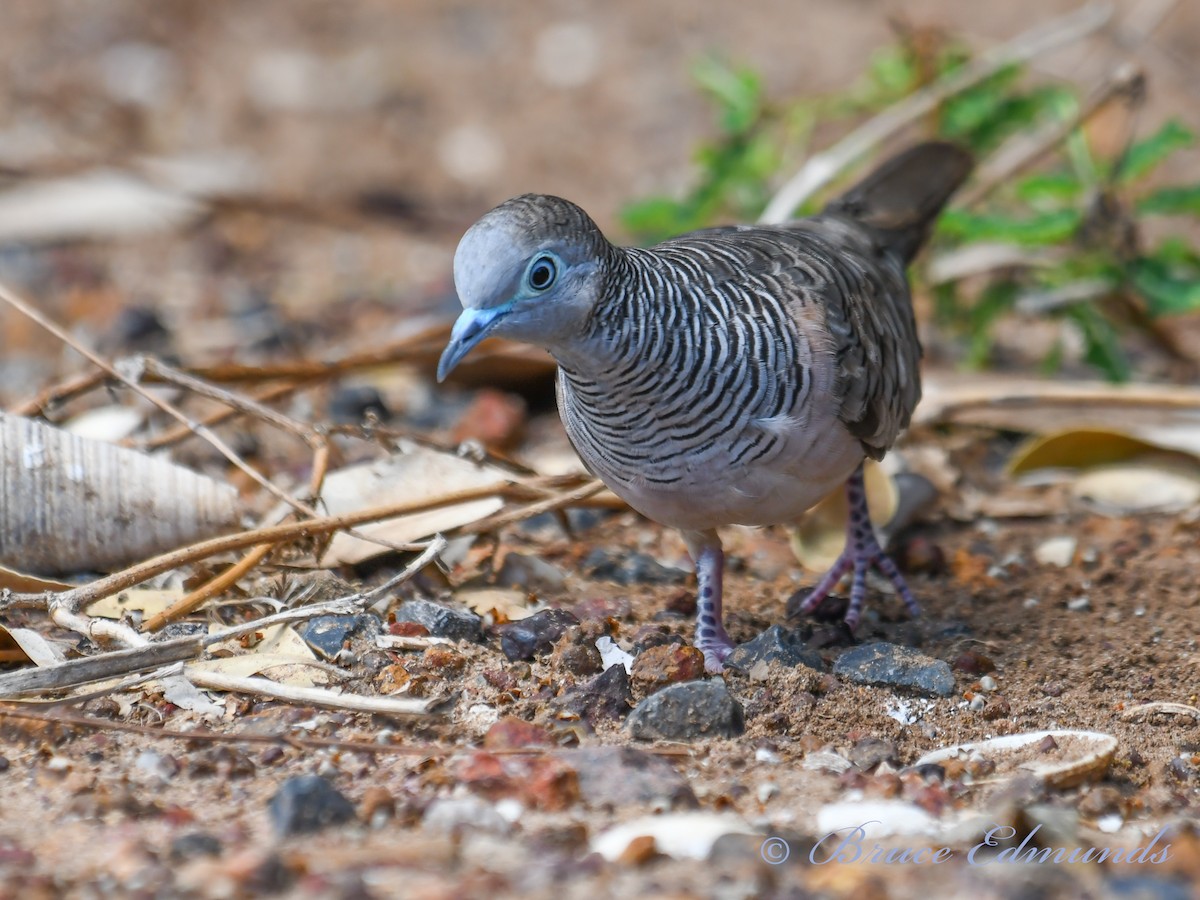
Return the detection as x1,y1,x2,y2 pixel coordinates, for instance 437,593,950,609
795,464,920,629
697,632,735,674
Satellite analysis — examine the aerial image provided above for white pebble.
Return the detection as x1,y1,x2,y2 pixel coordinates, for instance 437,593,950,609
1035,536,1076,568
1067,595,1091,612
979,675,997,692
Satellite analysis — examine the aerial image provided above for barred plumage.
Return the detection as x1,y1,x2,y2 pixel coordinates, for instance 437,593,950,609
439,142,973,671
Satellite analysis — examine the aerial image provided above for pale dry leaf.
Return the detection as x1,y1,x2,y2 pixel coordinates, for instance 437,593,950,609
457,588,532,622
86,588,184,620
318,443,512,566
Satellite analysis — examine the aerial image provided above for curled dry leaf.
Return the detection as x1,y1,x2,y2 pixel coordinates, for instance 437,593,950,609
0,414,240,575
788,459,898,571
1071,464,1200,515
317,443,514,566
914,730,1117,789
458,588,533,623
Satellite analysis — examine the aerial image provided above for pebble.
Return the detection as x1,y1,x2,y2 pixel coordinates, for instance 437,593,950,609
833,642,955,697
1034,535,1077,568
582,548,687,586
571,747,696,808
847,737,898,771
979,675,998,692
496,553,567,594
626,680,745,741
328,385,390,424
498,608,578,660
299,614,381,660
135,749,180,782
551,664,634,723
483,716,554,750
394,599,483,643
1067,595,1092,612
169,832,223,862
267,775,357,837
724,625,825,672
550,628,603,676
423,796,510,835
630,643,706,696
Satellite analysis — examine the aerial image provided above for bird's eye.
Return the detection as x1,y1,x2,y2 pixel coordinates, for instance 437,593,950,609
528,257,557,291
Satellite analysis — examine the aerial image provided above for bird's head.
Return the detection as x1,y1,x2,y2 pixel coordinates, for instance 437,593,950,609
437,194,612,381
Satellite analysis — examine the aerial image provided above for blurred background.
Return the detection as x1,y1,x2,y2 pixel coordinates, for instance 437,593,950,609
0,0,1197,408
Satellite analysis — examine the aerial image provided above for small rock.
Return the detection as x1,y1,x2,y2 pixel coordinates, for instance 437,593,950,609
299,614,381,661
498,608,578,660
630,644,706,696
725,625,825,672
135,749,179,782
1067,595,1092,612
552,664,634,723
979,675,998,692
360,786,395,824
422,796,510,835
394,599,483,643
583,548,687,585
1034,536,1077,568
169,832,222,862
496,553,567,594
484,716,553,750
421,644,466,672
630,624,684,652
626,680,745,741
896,536,947,575
268,775,357,837
451,388,526,452
329,385,390,424
833,642,955,697
848,737,897,772
952,650,995,675
550,629,603,676
571,748,696,811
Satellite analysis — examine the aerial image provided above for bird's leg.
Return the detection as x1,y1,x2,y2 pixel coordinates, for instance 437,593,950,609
797,464,920,628
683,530,734,673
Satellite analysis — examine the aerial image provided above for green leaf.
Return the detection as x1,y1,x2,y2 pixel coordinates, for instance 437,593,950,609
692,58,763,134
1065,305,1130,382
1119,119,1194,183
937,209,1082,245
1129,257,1200,316
1136,184,1200,217
1015,172,1083,205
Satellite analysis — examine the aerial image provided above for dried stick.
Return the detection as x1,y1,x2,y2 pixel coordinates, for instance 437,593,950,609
139,379,310,451
0,280,315,519
758,1,1115,223
954,63,1144,208
184,670,435,716
4,478,592,615
0,705,694,756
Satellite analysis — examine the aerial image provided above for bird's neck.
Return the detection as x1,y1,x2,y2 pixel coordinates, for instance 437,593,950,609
547,248,660,383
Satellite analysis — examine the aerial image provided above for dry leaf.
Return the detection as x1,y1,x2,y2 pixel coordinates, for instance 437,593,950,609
0,625,67,667
0,564,71,593
458,588,533,623
86,588,185,620
0,413,240,575
1071,464,1200,515
788,460,898,571
1008,428,1200,474
318,443,512,566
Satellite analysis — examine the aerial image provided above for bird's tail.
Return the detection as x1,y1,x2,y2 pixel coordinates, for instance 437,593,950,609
822,141,973,263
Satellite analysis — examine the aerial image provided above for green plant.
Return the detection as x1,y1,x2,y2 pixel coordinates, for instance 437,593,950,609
621,41,1200,382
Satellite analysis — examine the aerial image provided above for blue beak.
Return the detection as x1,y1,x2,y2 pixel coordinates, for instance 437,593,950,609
437,305,511,382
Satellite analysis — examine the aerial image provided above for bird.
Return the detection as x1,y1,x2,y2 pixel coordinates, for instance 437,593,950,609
438,141,972,672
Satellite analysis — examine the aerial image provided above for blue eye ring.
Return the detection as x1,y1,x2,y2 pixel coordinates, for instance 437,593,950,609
528,256,557,291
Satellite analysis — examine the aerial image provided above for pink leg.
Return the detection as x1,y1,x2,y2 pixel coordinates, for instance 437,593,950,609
684,531,734,673
797,464,920,629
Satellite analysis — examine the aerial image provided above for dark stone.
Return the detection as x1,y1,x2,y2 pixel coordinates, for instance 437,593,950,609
552,664,634,722
498,608,578,660
626,680,745,741
725,625,825,672
268,775,357,837
582,548,687,586
570,747,696,809
329,385,391,425
847,737,898,771
299,614,382,661
832,642,955,697
395,599,483,643
169,832,223,862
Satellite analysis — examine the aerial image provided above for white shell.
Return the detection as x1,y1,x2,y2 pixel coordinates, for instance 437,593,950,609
0,413,239,575
914,729,1117,788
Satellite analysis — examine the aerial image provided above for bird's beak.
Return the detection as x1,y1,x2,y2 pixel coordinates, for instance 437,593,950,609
437,305,511,382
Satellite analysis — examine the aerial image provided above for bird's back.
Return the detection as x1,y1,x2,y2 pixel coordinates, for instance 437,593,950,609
556,142,971,530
